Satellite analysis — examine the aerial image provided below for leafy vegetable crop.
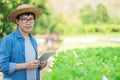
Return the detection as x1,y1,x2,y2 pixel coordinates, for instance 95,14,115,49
42,47,120,80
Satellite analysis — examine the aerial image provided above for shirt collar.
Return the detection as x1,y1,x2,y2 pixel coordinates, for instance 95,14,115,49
15,28,32,39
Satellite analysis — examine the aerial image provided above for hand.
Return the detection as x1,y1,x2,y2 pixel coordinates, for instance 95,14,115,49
26,60,40,70
39,60,48,68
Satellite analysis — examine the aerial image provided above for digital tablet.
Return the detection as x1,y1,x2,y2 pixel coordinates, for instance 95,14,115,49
39,51,55,61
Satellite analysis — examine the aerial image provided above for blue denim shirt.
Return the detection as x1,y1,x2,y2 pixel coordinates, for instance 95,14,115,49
0,29,41,80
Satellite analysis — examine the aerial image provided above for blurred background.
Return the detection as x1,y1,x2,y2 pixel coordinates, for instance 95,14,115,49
0,0,120,80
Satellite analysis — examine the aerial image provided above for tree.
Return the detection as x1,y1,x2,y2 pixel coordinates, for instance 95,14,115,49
30,0,57,34
95,4,110,23
79,5,96,24
0,0,27,39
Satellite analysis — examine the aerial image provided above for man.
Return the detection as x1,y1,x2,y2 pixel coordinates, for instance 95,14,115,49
0,4,47,80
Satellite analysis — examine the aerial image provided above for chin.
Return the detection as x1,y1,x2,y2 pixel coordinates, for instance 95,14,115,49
25,30,31,33
25,29,32,32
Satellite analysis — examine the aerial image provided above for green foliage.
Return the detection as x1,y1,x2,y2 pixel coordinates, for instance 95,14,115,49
32,13,57,34
80,4,110,24
42,47,120,80
30,0,57,35
80,5,96,24
95,4,110,23
54,24,120,36
79,24,120,33
0,0,28,39
111,17,120,24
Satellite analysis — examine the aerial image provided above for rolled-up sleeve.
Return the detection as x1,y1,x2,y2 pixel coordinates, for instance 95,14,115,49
0,37,16,74
9,63,16,74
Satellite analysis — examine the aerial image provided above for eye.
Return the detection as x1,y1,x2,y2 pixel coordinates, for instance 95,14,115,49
20,18,26,20
21,19,27,22
29,18,34,20
19,18,34,23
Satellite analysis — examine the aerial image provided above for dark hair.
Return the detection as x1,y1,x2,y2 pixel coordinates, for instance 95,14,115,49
16,12,35,19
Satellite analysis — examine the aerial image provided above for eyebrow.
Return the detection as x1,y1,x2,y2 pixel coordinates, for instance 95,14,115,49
20,17,34,19
20,14,34,17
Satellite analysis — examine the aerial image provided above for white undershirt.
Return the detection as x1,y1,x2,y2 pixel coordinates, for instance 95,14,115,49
25,37,37,80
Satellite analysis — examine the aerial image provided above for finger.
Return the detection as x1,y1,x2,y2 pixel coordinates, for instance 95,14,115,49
34,60,40,63
40,61,47,65
33,63,40,67
43,65,46,67
40,60,47,64
40,63,47,67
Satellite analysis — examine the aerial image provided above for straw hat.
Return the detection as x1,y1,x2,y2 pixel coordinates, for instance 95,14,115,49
8,4,43,23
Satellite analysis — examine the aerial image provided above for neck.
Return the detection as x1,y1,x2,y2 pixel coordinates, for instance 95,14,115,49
22,33,29,37
18,28,29,37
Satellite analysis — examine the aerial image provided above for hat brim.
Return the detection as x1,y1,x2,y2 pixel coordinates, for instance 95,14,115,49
8,7,42,23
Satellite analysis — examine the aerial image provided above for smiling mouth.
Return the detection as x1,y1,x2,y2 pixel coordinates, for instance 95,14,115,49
25,27,32,30
25,26,32,28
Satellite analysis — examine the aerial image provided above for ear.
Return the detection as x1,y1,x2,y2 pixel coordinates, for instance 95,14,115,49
16,19,19,24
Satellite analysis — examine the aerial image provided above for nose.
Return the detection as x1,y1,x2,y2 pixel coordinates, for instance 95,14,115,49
26,21,31,24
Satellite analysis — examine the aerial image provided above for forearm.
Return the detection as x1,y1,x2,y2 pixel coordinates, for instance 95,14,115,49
15,63,27,70
16,60,40,70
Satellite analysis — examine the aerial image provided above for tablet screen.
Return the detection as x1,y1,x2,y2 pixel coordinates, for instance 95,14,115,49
39,51,55,61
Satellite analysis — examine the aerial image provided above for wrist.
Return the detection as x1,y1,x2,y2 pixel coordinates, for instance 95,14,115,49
15,63,28,70
24,63,28,69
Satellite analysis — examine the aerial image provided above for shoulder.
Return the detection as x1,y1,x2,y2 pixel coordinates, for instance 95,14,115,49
1,31,16,45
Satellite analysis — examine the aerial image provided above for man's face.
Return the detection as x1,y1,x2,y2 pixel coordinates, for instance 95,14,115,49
16,14,35,34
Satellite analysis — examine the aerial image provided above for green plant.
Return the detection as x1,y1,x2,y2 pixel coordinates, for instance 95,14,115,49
42,47,120,80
